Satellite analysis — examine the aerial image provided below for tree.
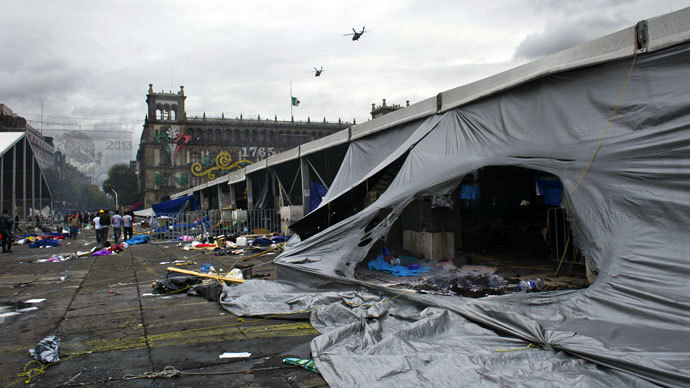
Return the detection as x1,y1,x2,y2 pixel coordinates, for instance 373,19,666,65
102,163,139,206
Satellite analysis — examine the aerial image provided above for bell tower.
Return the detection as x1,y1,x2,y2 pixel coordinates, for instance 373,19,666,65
146,84,186,122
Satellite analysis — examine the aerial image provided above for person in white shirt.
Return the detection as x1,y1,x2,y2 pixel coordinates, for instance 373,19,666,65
122,212,133,241
111,210,123,243
93,211,102,243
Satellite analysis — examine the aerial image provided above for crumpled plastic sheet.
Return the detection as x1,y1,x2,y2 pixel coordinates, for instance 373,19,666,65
29,335,60,363
221,280,655,387
219,42,690,387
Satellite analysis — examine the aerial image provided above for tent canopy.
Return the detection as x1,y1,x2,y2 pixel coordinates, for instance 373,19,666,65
151,195,198,217
219,21,690,388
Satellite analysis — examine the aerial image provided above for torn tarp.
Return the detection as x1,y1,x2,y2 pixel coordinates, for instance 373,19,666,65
219,23,690,388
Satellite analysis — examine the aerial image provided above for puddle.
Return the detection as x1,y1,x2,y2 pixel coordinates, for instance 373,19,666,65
0,301,41,323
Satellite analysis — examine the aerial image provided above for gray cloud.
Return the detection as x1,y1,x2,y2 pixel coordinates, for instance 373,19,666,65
1,0,685,142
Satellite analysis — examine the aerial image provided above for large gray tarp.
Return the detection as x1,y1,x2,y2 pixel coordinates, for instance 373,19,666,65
221,42,690,387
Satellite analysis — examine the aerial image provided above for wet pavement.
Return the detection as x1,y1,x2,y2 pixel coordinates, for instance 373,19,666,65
0,230,327,387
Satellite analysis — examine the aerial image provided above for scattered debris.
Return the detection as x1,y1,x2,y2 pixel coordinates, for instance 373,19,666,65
29,335,60,363
219,352,251,359
283,358,318,373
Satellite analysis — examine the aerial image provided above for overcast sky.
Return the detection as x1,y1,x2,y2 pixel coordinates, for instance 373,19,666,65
1,0,688,144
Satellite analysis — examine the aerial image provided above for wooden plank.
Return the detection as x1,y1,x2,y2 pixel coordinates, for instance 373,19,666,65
166,267,245,283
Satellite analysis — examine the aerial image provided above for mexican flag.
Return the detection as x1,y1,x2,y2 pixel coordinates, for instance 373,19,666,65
291,96,300,106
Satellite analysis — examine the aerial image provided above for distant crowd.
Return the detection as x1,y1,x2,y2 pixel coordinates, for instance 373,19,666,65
67,209,136,244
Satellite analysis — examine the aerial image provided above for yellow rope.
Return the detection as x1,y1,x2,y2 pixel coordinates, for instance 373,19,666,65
123,365,294,380
546,48,639,289
3,361,47,388
3,309,311,387
495,343,540,352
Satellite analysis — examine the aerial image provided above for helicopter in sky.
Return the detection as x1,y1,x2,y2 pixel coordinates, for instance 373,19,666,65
310,66,324,77
344,26,367,41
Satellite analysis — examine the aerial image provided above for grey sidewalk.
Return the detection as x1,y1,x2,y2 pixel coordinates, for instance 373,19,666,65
0,233,326,387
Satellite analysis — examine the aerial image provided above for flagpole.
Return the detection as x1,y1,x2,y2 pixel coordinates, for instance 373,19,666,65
290,81,293,118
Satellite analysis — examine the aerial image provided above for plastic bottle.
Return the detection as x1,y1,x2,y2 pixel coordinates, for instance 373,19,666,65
518,278,543,292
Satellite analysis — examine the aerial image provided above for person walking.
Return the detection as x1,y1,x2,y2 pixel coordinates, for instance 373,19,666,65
0,209,13,253
100,210,111,243
93,211,102,243
111,210,122,243
122,211,133,242
69,213,80,239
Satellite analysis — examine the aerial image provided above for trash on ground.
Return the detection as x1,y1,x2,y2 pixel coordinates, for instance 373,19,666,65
219,352,251,359
124,234,149,245
151,271,203,294
412,272,513,298
0,301,40,322
166,267,245,284
517,278,544,292
29,335,60,363
368,253,431,277
29,239,61,248
283,358,318,373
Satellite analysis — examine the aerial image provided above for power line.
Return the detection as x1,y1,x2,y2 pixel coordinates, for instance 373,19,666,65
17,112,143,121
42,128,134,133
25,119,140,127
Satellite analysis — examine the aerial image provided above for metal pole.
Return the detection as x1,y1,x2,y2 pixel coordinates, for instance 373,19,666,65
1,154,4,212
111,189,119,211
39,171,42,222
32,152,35,220
23,138,27,227
300,157,311,215
290,82,293,118
12,145,16,222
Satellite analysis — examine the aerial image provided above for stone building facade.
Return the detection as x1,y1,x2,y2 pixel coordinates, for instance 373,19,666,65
136,84,350,207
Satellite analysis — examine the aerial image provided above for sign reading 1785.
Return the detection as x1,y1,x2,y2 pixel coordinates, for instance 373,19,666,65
240,147,276,160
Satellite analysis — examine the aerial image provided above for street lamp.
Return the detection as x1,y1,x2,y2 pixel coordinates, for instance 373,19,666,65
111,189,119,211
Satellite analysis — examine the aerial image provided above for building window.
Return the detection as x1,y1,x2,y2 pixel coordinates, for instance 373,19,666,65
191,152,201,164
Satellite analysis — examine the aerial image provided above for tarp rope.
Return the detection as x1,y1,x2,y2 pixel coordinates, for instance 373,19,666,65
546,48,639,290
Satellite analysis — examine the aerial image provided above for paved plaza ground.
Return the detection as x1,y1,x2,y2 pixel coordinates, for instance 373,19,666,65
0,230,327,387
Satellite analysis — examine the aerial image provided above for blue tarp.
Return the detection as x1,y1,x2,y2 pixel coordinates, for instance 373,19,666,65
29,239,61,248
367,254,431,277
536,178,563,206
124,234,149,245
152,195,199,217
309,181,328,211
